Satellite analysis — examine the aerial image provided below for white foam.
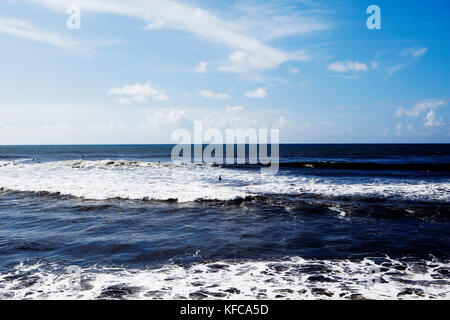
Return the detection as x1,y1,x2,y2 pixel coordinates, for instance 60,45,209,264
0,257,448,300
329,205,347,217
0,160,449,202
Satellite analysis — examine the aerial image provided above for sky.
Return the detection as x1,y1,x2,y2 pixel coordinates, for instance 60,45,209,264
0,0,449,144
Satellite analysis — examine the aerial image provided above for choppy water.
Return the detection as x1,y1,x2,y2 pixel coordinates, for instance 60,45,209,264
0,144,449,299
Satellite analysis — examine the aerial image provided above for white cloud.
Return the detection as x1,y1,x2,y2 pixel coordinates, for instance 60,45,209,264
402,47,428,60
194,62,208,73
147,17,167,30
226,105,244,113
388,47,428,76
24,0,316,74
288,66,299,74
387,64,403,76
394,98,448,117
147,109,187,127
245,88,267,98
199,90,230,99
328,61,369,73
217,49,307,74
424,110,444,127
203,105,258,130
108,83,168,103
0,17,80,48
234,2,330,40
395,122,414,136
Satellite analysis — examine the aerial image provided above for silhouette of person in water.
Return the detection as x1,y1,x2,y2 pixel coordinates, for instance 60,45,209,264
219,175,222,181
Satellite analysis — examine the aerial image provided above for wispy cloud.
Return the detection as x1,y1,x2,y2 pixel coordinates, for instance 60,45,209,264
288,66,299,74
401,47,428,60
328,61,369,73
23,0,326,74
108,83,168,104
388,46,428,76
395,121,414,136
226,105,244,113
0,16,120,55
199,90,230,99
0,17,79,48
234,1,330,40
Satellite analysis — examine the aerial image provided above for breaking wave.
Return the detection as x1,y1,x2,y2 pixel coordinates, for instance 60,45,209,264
0,159,449,203
223,162,450,172
0,256,448,300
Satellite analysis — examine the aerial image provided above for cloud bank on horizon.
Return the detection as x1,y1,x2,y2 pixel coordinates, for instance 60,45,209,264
0,0,449,144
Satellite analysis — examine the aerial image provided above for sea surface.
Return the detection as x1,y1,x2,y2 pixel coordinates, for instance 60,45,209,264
0,144,449,300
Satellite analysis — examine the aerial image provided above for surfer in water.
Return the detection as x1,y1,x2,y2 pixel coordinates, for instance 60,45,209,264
218,175,222,181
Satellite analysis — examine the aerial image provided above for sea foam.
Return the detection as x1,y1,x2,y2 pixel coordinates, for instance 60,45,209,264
0,256,448,300
0,160,449,202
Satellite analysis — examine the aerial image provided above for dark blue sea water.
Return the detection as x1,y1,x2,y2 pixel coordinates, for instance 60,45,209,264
0,144,449,299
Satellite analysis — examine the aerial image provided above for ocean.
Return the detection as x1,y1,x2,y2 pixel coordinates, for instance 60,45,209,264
0,144,449,299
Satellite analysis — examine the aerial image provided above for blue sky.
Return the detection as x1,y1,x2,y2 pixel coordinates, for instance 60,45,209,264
0,0,449,144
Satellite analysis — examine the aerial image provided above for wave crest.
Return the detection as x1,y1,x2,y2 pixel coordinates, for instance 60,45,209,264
0,160,449,203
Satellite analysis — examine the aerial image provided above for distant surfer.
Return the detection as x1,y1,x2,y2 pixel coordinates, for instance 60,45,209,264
218,175,222,181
